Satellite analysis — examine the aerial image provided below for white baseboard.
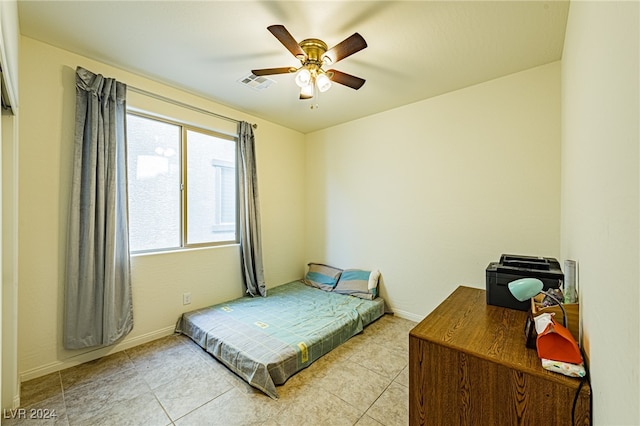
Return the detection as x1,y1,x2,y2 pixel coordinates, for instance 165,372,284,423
386,307,425,323
19,326,176,383
12,394,20,410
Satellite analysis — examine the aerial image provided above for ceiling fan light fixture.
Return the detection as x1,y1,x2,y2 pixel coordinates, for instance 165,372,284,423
316,73,332,92
253,25,367,101
295,68,311,88
300,81,315,99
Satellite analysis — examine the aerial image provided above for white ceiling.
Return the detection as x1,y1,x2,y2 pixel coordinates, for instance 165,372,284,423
17,1,569,134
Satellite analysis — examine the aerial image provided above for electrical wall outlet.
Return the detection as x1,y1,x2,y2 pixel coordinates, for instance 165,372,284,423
183,292,191,305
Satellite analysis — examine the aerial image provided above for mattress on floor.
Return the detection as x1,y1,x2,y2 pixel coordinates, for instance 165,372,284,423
175,280,385,399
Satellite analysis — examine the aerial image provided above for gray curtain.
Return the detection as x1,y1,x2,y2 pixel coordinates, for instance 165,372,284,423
64,67,133,349
238,122,266,297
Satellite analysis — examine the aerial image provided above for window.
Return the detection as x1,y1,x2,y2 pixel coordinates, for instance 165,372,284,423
126,112,238,252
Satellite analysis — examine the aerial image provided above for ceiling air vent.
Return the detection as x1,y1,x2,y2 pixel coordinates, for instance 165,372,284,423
238,73,276,91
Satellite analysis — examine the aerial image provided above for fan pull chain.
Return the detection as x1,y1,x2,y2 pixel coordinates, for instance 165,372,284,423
310,88,320,110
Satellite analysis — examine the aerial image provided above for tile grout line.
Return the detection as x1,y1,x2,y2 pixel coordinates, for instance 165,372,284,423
57,371,70,425
128,342,236,425
125,346,177,425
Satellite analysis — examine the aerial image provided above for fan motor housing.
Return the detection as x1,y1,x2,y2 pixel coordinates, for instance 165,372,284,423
298,38,328,64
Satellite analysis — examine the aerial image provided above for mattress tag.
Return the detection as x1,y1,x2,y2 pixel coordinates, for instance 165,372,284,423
298,342,309,363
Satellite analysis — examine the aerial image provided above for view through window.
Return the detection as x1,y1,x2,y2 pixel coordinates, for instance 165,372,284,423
127,113,238,252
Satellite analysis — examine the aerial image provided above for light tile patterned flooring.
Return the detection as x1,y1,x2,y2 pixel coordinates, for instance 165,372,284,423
5,314,416,426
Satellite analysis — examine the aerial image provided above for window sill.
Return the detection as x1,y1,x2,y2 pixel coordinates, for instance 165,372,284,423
130,243,240,258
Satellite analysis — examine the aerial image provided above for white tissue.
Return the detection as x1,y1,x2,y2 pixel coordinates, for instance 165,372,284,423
533,312,555,334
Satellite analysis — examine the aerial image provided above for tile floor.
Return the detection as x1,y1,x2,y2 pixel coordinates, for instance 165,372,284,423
4,314,416,426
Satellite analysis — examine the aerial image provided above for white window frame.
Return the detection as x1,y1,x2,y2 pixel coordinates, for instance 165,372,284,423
127,110,239,253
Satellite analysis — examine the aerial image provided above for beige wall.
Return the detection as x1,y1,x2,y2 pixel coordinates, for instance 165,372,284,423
561,1,639,423
2,111,19,410
17,37,306,380
305,62,562,319
1,0,20,410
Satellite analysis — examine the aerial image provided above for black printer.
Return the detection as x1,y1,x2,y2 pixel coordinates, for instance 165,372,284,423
486,254,564,311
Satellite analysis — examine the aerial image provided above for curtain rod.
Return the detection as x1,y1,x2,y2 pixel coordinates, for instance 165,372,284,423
128,85,257,129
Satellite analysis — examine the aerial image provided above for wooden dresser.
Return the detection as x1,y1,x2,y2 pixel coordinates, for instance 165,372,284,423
409,286,591,425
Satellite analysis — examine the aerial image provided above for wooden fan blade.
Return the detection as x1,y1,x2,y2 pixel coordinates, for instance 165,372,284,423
252,67,296,76
327,69,366,90
267,25,306,58
324,33,367,64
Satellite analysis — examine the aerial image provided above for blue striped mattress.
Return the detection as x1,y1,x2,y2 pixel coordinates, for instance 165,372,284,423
175,280,385,399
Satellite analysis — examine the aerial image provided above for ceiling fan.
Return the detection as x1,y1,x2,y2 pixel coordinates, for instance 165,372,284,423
252,25,367,100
